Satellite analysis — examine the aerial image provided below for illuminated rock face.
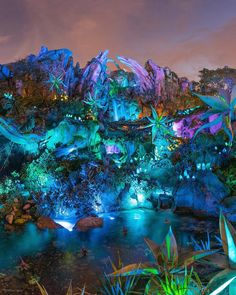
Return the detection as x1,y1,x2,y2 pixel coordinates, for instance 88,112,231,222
175,171,229,216
73,217,104,231
37,216,63,230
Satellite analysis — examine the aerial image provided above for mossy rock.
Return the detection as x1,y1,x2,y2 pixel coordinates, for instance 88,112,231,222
14,218,27,225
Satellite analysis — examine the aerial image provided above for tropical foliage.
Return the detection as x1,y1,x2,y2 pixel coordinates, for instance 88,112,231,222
194,86,236,142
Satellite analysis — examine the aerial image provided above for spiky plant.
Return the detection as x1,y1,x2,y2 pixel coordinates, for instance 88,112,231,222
112,226,216,278
144,268,197,295
193,85,236,142
36,281,86,295
46,73,66,94
100,274,139,295
144,106,173,144
204,213,236,294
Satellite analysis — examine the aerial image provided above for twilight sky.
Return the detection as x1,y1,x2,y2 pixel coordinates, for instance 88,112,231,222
0,0,236,80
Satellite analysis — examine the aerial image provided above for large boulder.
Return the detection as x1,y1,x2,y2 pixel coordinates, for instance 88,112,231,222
37,216,63,230
73,217,103,231
175,171,229,216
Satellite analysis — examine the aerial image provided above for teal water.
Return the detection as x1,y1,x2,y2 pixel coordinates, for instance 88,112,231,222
0,209,217,293
0,209,216,270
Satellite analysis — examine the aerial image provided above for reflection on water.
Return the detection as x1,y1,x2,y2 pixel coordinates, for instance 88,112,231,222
0,209,214,271
0,223,52,269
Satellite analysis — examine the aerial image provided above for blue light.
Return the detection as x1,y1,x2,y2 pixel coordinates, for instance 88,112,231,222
53,219,75,231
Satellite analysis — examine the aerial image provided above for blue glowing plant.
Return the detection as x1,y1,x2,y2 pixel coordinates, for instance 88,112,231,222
46,73,66,94
145,106,173,144
191,231,211,251
3,92,14,100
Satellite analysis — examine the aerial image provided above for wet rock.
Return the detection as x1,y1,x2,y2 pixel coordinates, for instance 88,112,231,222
5,214,14,225
23,203,31,211
74,217,103,231
4,224,15,231
37,216,63,230
175,171,229,217
21,214,32,220
14,218,27,225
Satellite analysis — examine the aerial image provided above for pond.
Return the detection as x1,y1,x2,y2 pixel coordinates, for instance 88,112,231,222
0,209,218,294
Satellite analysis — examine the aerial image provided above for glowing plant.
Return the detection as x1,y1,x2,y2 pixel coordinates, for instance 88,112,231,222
194,85,236,142
112,226,216,277
145,106,173,144
191,231,212,251
46,73,66,94
205,213,236,294
145,268,196,295
3,92,14,100
100,274,138,295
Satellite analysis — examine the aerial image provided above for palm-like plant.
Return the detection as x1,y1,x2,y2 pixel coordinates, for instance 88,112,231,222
145,106,173,143
46,73,66,94
193,86,236,142
83,92,106,109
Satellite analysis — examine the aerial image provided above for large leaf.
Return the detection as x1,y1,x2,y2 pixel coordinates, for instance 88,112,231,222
144,237,161,263
145,278,159,295
36,282,49,295
193,93,229,111
222,118,234,142
203,253,228,269
178,249,218,268
201,109,220,120
230,85,236,110
194,114,223,138
66,281,73,295
151,105,158,121
207,268,236,295
112,263,160,276
219,213,236,269
160,226,178,268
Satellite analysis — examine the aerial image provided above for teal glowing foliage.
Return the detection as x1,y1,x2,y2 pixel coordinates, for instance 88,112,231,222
191,231,212,251
145,106,173,143
3,92,14,100
0,117,41,152
145,268,195,295
46,73,66,94
100,274,138,295
205,214,236,294
219,213,236,267
24,153,56,192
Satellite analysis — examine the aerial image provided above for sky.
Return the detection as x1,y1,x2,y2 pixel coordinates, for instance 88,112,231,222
0,0,236,80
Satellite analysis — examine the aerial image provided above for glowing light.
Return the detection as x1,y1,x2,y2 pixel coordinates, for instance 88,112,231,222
109,216,115,220
209,276,236,295
54,219,75,231
137,193,145,202
134,213,141,220
130,198,137,205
